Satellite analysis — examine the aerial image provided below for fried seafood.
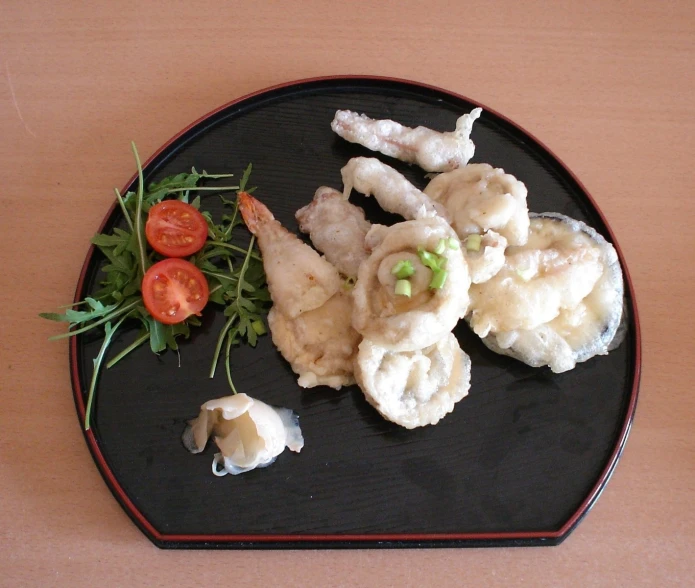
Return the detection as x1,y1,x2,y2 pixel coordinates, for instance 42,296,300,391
268,291,360,389
468,213,624,373
424,163,530,247
354,333,472,429
341,157,449,221
239,192,361,388
239,191,341,319
464,230,508,284
295,186,371,278
352,217,470,352
331,108,482,173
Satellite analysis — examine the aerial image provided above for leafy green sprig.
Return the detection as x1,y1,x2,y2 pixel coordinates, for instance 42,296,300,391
41,145,269,429
195,166,271,392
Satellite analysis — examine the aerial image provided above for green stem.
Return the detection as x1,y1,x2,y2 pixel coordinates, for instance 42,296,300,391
238,163,253,192
84,315,128,430
198,247,235,262
206,241,262,261
236,235,256,303
200,171,234,180
114,188,134,232
106,331,150,368
224,330,239,395
223,202,240,239
58,300,89,309
201,172,236,179
209,312,238,378
131,142,149,275
200,269,238,283
48,299,139,340
165,186,239,193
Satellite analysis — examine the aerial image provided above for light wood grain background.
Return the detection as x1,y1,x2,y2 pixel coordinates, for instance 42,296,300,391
1,0,693,586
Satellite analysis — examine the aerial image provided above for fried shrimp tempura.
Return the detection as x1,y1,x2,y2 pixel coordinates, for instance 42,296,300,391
239,192,361,388
239,191,341,319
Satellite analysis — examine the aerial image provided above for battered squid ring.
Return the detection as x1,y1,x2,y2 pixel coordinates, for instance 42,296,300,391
424,163,530,247
352,217,470,352
354,333,472,429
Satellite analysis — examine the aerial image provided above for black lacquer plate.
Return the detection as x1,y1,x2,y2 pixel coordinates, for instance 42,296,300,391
70,76,640,549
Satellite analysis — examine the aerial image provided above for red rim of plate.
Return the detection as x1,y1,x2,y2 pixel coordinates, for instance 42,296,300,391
69,75,641,547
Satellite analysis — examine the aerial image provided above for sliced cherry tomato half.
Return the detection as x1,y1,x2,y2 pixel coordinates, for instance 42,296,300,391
141,258,209,325
145,200,208,258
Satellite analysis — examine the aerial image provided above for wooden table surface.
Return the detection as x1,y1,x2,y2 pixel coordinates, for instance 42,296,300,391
1,0,693,585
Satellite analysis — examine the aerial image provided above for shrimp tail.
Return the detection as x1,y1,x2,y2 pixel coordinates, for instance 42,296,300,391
238,191,274,235
454,107,482,138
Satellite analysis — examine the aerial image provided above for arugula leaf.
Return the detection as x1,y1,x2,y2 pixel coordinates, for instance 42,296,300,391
208,285,226,305
208,231,270,391
84,315,128,430
132,143,150,278
91,229,130,252
41,147,268,430
106,330,150,369
238,163,253,193
146,316,167,353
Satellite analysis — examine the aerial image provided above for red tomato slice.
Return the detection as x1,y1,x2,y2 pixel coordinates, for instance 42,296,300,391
141,259,209,325
145,200,208,257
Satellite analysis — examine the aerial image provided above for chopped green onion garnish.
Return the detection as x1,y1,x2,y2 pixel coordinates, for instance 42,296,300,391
395,279,412,297
397,265,415,279
516,268,534,281
391,260,406,275
429,269,448,289
466,234,482,252
434,239,446,255
343,276,356,290
448,237,460,250
251,319,267,335
391,259,415,279
417,246,441,271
